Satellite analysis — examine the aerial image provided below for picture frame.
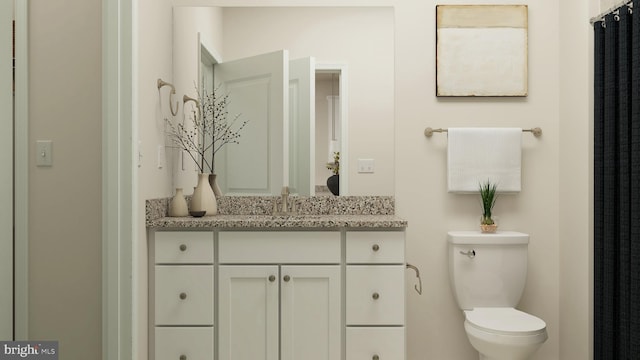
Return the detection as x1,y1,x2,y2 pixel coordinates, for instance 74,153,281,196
436,5,528,97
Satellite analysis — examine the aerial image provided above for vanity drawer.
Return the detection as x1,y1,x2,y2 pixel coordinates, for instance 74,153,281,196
219,231,341,264
155,327,214,360
346,327,405,360
346,265,405,325
346,231,405,264
154,231,214,264
155,265,214,325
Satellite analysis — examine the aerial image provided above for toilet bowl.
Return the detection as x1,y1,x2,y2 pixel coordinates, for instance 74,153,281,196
447,231,548,360
463,308,547,360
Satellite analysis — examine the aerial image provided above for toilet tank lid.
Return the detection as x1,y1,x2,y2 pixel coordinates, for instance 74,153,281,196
447,231,529,244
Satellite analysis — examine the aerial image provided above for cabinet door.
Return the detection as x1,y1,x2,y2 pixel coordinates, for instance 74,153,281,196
281,266,341,360
218,265,279,360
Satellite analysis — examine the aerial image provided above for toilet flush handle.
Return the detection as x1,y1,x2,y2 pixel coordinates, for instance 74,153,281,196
460,250,476,259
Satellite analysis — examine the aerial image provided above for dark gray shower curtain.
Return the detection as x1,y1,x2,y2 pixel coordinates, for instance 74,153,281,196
594,2,640,358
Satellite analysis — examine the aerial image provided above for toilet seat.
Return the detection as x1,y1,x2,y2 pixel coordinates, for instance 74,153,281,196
464,307,546,336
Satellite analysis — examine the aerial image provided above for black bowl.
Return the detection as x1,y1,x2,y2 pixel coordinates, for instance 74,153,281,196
189,210,206,218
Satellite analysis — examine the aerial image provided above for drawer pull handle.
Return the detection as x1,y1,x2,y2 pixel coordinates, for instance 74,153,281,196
283,275,291,282
179,355,187,360
179,292,187,300
269,275,276,282
372,292,380,300
372,244,380,252
179,244,187,251
373,355,380,360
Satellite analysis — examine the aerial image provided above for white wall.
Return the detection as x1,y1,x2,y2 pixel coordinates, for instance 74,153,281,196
137,1,595,359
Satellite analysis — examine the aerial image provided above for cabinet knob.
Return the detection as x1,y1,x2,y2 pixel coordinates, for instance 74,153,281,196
269,275,276,282
372,355,379,360
372,292,380,300
179,292,187,300
179,244,187,251
283,275,291,282
372,244,380,252
179,355,187,360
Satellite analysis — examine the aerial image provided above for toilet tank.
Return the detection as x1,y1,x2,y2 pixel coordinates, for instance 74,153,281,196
447,231,529,310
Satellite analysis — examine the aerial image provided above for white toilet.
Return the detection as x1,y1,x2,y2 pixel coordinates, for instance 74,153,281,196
448,231,548,360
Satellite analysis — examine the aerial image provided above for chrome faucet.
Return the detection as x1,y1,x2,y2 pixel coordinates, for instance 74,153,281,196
273,186,297,215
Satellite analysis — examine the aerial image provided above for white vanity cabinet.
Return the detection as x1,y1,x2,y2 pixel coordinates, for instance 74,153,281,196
218,265,341,360
218,231,342,360
150,231,215,360
345,231,406,360
149,228,405,360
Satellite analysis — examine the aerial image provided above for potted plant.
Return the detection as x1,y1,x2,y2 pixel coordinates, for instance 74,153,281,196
326,151,340,196
479,179,498,233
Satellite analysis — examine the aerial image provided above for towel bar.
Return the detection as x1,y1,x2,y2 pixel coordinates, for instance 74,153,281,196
424,127,542,138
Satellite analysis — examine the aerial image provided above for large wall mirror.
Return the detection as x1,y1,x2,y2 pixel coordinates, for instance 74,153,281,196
173,6,395,196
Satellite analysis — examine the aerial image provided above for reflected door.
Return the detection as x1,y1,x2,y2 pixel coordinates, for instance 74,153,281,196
214,50,288,195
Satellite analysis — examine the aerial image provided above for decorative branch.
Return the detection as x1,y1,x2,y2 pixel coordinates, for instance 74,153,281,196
165,85,249,174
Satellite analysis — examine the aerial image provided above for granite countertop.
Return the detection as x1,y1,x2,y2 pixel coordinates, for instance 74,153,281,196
146,195,407,230
147,214,407,230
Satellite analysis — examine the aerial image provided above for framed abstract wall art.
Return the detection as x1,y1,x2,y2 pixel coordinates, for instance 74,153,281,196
436,5,528,97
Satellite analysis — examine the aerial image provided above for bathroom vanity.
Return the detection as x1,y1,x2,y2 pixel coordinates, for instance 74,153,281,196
146,197,407,360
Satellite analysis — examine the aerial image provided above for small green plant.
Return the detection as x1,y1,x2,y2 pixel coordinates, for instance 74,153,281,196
479,180,498,225
326,151,340,175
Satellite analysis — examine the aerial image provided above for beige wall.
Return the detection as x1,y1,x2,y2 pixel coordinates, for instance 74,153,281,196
559,0,596,359
136,1,595,360
397,1,561,359
28,0,102,358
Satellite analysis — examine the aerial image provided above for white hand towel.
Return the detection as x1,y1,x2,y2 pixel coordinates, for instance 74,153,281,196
447,127,522,193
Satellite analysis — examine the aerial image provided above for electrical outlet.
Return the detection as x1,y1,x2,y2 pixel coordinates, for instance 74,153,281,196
357,159,374,173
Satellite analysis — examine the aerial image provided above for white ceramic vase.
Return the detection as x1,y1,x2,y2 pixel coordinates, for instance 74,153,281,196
191,173,217,216
168,188,189,217
209,173,222,198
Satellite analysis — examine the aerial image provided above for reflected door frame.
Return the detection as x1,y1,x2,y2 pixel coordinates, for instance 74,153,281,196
316,63,348,195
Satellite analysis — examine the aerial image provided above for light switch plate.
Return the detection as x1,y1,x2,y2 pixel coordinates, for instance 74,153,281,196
36,140,53,167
